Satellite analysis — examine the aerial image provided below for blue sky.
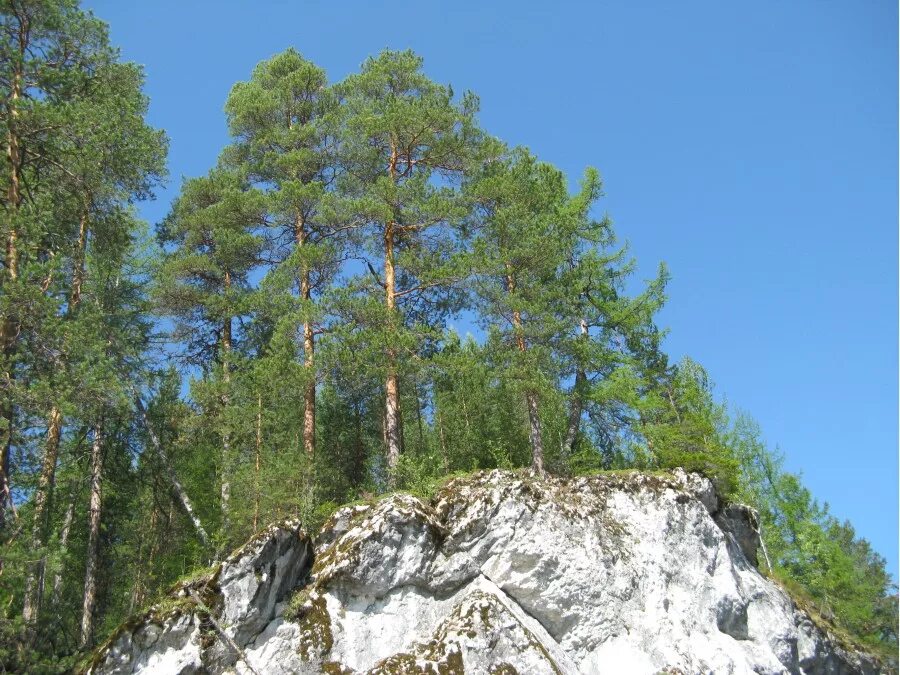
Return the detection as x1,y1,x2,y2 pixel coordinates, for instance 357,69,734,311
84,0,898,576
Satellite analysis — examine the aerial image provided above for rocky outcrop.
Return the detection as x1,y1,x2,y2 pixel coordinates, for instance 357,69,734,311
88,470,885,674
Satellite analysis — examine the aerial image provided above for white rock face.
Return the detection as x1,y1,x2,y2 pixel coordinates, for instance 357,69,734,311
89,470,883,674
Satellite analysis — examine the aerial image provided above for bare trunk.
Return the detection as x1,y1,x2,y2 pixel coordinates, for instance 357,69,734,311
220,271,232,536
50,485,76,609
383,143,403,483
133,393,210,547
562,319,590,457
24,208,89,623
526,391,545,474
80,423,104,649
506,269,544,473
22,408,62,623
295,215,316,458
254,392,262,531
0,49,23,534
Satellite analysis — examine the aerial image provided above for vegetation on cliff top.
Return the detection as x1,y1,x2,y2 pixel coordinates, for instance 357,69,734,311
0,1,894,671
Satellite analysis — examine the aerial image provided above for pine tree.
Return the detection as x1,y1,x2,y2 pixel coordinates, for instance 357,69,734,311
224,48,338,459
466,148,576,472
334,50,487,481
155,168,265,540
21,59,164,628
0,0,116,537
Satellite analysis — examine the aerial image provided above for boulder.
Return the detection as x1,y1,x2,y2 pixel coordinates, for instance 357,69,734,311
88,470,885,674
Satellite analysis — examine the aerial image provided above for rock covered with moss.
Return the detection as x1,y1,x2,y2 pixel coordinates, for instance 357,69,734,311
87,470,883,674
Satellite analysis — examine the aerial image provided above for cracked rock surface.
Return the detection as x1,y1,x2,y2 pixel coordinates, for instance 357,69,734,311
88,470,883,674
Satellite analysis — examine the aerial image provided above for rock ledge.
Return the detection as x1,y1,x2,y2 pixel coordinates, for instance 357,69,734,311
88,469,884,674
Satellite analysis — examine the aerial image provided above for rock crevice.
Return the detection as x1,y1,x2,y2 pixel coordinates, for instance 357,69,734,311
88,470,884,675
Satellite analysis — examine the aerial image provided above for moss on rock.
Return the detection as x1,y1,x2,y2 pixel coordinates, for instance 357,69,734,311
290,591,333,661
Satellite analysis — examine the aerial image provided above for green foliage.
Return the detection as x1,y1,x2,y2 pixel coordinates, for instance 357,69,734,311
727,413,898,656
635,356,740,496
0,9,893,671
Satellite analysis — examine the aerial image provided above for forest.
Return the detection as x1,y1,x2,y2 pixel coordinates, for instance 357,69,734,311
0,1,895,671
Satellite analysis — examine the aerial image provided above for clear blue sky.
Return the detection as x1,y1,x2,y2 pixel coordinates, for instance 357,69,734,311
84,0,898,577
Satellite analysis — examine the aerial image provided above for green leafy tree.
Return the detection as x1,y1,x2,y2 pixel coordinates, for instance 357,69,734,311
431,331,530,473
545,164,668,470
638,356,739,494
728,413,898,654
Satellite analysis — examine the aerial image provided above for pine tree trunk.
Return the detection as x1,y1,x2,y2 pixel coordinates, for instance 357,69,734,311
24,208,89,623
50,485,76,609
254,392,262,531
383,216,402,479
383,143,402,482
505,268,544,473
80,423,104,649
69,207,88,310
22,407,62,623
220,271,232,538
0,433,10,538
0,404,11,537
385,367,401,481
295,214,316,458
0,44,23,535
303,320,315,457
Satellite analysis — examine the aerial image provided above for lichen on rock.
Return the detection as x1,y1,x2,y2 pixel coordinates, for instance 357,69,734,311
87,470,886,675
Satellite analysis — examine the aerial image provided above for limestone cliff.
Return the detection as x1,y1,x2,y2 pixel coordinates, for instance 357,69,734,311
87,470,885,674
